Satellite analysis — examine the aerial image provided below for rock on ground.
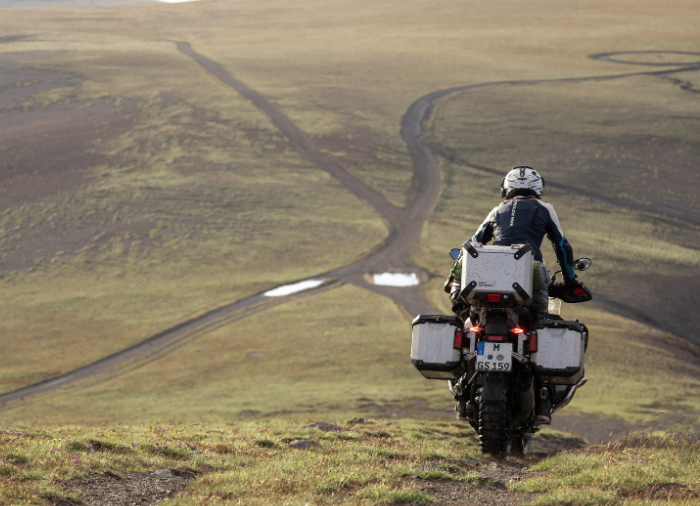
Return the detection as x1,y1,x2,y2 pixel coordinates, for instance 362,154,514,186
288,439,319,450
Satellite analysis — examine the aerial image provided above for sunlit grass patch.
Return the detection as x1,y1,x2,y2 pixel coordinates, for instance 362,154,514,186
0,285,464,426
0,419,488,505
516,430,700,505
356,484,435,504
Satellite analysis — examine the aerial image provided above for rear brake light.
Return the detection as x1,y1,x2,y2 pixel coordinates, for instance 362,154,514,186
487,294,501,303
453,329,463,349
529,334,537,352
487,336,503,341
468,326,481,333
512,327,525,334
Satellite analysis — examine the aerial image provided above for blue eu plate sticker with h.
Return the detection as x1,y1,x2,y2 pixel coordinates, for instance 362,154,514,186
477,342,485,355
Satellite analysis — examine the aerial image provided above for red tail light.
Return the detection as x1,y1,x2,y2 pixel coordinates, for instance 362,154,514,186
512,327,525,334
453,328,463,349
529,334,537,352
488,294,501,303
468,326,481,333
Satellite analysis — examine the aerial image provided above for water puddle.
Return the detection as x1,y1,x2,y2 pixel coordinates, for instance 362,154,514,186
264,279,325,297
372,272,419,287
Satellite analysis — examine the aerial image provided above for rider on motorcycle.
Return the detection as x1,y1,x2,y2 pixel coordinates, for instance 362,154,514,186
448,166,584,424
449,166,582,323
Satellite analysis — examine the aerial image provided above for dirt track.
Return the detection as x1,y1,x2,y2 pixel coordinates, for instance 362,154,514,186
2,46,700,445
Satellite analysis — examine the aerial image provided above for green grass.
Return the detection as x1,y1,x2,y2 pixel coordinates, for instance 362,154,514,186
3,419,699,505
516,430,700,505
1,285,453,424
0,419,481,505
0,1,699,501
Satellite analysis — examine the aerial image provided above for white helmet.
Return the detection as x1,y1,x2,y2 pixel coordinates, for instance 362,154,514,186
500,166,545,199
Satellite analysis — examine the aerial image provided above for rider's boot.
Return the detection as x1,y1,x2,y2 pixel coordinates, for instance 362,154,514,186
455,400,476,422
535,386,552,424
465,401,476,422
450,282,469,316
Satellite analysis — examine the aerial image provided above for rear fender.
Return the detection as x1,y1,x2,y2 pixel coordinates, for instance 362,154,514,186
478,372,508,402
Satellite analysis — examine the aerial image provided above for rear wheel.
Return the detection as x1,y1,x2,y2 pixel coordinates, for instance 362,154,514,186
477,387,511,455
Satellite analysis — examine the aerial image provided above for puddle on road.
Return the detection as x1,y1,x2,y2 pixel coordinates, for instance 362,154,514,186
372,272,419,287
264,279,325,297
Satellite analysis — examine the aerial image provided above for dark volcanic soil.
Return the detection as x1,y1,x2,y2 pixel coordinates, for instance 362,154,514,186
0,55,135,209
46,468,197,506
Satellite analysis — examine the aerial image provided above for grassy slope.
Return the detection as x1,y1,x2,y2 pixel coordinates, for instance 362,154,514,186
3,419,477,505
517,431,700,505
1,420,699,505
0,1,699,504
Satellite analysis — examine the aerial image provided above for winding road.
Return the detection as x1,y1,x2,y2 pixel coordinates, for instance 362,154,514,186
1,47,699,406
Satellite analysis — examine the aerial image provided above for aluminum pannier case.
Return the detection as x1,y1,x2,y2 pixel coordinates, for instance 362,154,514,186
460,242,534,305
411,315,465,380
531,319,587,385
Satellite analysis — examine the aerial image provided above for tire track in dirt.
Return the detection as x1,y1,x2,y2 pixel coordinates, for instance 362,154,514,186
0,280,348,406
3,48,698,406
0,280,346,405
176,42,403,230
174,41,441,313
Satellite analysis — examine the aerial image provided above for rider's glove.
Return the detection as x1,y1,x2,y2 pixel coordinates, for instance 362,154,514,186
550,276,592,303
563,275,579,288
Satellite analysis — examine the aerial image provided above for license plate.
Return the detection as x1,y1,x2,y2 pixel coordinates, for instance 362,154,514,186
476,342,512,372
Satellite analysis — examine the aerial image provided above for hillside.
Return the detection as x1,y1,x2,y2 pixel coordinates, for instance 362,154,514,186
0,0,699,503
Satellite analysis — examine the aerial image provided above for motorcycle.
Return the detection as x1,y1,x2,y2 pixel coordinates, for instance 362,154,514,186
410,242,593,456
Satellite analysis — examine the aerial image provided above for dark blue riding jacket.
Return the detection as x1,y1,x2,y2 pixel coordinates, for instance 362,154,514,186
471,196,576,282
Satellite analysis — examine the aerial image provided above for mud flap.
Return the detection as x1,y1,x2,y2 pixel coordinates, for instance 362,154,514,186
479,373,508,402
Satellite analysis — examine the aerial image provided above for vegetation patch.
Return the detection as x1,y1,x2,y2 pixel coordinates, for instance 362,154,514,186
0,419,498,505
3,418,695,505
515,429,700,505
